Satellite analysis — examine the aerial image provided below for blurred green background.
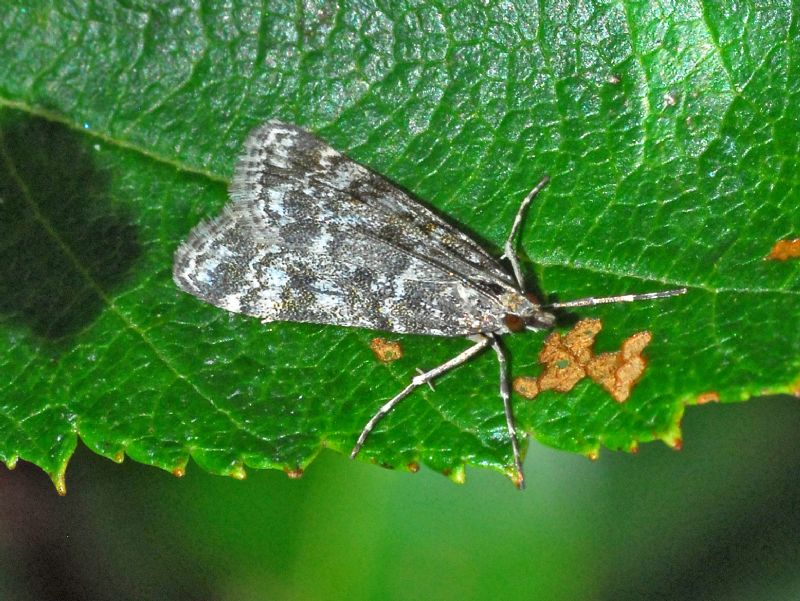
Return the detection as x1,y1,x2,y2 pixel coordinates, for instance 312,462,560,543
2,394,799,600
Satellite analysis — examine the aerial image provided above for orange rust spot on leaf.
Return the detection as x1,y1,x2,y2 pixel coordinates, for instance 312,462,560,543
534,319,602,393
406,461,420,473
512,376,540,399
514,318,652,402
172,466,186,478
370,337,404,363
562,318,603,364
586,331,651,402
696,391,720,404
766,238,800,261
284,467,304,479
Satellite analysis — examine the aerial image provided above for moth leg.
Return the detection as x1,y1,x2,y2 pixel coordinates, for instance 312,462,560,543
351,335,493,460
489,334,525,489
416,367,435,391
501,175,550,290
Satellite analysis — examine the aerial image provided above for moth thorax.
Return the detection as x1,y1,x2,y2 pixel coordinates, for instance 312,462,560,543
499,289,554,333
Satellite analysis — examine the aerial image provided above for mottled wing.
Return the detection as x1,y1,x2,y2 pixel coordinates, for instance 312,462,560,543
173,122,519,336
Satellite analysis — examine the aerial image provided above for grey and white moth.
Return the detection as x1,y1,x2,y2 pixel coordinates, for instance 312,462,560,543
173,121,686,487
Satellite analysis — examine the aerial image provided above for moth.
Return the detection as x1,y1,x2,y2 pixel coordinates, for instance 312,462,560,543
173,121,686,487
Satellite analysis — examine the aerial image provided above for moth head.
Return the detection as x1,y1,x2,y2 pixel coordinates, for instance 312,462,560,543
502,292,556,333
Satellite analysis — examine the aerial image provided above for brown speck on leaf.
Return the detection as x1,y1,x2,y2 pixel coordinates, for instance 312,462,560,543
284,467,304,479
407,461,420,473
766,238,800,261
696,391,720,404
514,318,652,402
370,337,404,363
172,466,186,478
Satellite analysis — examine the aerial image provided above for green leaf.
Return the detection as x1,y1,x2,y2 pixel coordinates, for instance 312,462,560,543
0,1,798,490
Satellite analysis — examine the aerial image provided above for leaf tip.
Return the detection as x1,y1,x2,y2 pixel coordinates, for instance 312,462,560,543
508,467,524,489
49,466,68,496
662,431,683,451
284,467,304,479
228,462,247,480
696,391,720,405
443,464,466,484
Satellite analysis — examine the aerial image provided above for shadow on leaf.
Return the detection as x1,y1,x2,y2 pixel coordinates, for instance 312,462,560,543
0,115,140,342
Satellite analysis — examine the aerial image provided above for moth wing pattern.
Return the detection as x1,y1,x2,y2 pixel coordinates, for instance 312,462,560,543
230,122,514,283
173,122,520,336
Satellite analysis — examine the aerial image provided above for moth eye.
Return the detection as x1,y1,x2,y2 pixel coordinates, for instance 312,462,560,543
504,313,525,333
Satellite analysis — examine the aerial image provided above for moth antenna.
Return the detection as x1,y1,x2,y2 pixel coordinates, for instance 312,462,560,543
542,288,687,310
502,176,550,290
